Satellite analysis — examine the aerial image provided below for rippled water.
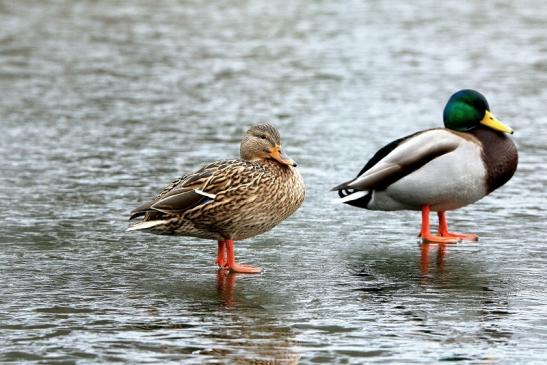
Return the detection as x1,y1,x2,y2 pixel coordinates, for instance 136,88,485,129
2,1,547,363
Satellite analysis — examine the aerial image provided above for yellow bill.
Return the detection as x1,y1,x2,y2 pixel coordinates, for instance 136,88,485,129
480,110,513,134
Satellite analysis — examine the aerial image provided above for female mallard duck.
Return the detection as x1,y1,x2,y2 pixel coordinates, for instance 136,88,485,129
128,123,305,273
332,89,518,243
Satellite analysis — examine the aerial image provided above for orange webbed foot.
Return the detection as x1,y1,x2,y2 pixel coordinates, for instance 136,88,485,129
420,232,461,244
436,211,478,242
224,263,262,274
439,231,479,241
223,239,262,274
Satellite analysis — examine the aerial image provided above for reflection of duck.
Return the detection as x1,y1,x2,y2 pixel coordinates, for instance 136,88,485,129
212,271,300,364
128,123,305,273
216,270,237,306
420,243,447,275
333,90,518,243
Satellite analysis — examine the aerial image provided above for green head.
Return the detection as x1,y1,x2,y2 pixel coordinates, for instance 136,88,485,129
443,89,513,134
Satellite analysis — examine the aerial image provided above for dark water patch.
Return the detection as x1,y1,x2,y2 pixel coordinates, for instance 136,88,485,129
439,355,474,362
130,322,195,331
33,306,100,314
1,352,45,362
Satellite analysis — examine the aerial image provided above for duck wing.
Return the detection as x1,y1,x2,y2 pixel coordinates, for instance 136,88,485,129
129,160,238,220
333,129,460,192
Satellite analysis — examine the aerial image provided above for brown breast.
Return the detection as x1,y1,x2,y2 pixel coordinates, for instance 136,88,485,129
471,126,518,194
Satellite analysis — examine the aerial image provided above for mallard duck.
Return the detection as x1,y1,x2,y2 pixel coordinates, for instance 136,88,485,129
332,89,518,243
128,123,305,273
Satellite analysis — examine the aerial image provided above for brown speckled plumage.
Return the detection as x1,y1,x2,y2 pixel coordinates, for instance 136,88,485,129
128,124,305,242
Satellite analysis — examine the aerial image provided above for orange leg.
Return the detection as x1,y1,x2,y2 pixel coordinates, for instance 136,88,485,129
437,211,479,241
419,205,460,244
224,239,262,274
215,240,227,267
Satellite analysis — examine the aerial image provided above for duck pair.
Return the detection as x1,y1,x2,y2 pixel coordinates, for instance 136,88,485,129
128,89,518,273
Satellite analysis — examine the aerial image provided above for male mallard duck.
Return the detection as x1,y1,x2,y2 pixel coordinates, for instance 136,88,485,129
128,123,305,273
332,89,518,243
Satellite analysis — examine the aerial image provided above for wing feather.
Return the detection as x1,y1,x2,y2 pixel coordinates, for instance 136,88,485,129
129,159,251,220
334,129,460,192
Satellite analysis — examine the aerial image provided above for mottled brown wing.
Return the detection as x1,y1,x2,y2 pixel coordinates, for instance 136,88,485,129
129,160,242,220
